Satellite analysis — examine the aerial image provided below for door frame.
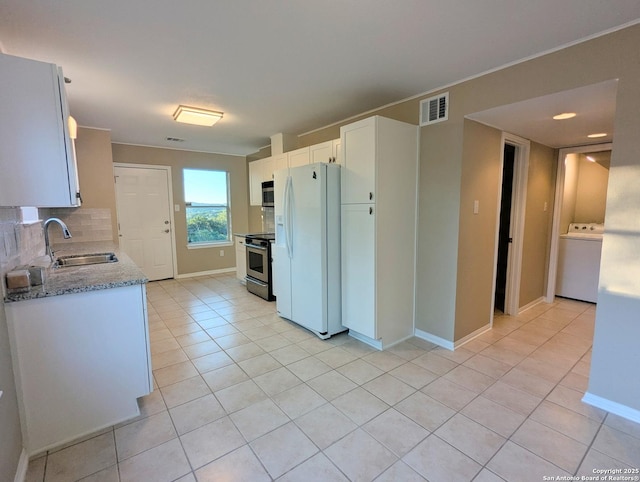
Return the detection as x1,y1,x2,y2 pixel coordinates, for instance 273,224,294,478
545,142,612,302
113,162,178,280
491,132,530,318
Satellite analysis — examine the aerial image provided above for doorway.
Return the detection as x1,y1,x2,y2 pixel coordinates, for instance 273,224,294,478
491,133,529,317
494,144,515,312
114,163,177,281
546,143,612,302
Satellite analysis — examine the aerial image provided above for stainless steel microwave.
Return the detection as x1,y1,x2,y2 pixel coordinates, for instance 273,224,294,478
261,181,274,207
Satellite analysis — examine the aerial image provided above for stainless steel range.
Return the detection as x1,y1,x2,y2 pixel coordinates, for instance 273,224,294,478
245,233,275,301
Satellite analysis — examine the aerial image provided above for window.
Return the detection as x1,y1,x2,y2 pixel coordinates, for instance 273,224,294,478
183,169,231,246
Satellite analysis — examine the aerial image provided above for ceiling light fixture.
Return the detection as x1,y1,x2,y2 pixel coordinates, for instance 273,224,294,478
552,112,577,120
173,105,223,126
587,132,607,138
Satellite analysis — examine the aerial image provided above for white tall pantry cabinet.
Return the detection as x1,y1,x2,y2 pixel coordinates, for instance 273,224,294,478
340,116,418,349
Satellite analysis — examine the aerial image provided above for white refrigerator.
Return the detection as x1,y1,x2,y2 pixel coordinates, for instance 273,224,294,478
272,163,344,339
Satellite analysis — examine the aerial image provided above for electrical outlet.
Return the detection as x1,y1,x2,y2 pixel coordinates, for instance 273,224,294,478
219,250,225,257
473,200,479,214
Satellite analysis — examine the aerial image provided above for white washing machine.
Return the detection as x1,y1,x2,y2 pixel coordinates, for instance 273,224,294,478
556,223,604,303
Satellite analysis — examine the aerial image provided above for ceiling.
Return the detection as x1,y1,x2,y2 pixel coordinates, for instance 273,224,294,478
1,1,639,156
466,80,618,148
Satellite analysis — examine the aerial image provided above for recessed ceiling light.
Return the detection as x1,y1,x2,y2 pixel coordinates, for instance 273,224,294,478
586,156,596,162
553,112,577,120
587,132,607,138
173,105,223,126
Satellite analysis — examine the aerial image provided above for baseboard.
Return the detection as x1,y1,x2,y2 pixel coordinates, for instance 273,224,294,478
13,448,28,482
453,323,492,349
175,267,236,279
582,392,640,424
414,329,455,350
347,330,383,350
414,324,491,351
519,296,545,313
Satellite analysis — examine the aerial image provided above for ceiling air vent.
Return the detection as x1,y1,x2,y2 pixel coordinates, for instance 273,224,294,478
420,92,449,126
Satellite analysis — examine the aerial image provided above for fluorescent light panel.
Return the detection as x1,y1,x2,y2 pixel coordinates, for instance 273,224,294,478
588,132,607,138
173,105,223,126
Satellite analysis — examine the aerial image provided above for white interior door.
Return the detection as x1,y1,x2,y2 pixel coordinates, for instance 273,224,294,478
114,165,175,280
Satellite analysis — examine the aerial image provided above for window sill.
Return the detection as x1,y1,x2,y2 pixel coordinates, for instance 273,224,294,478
187,242,234,250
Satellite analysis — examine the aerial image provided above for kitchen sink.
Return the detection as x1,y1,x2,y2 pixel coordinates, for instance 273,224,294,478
54,252,118,268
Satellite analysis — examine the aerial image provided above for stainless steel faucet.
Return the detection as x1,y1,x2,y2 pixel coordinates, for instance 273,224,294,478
44,218,72,261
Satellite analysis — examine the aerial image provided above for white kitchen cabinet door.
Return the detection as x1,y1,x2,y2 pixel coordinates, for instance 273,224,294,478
249,158,266,206
0,53,80,207
341,118,376,204
235,236,247,282
341,203,376,339
273,153,288,173
333,138,342,165
310,141,334,164
309,139,341,164
288,146,310,168
261,156,275,182
6,284,151,455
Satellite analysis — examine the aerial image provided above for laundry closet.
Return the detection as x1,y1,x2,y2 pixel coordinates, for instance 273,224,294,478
555,149,610,303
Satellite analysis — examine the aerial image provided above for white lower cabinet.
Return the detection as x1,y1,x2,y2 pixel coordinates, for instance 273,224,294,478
6,284,152,455
341,204,376,339
235,235,247,282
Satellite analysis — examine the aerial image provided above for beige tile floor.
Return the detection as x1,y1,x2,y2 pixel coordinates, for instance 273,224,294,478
25,273,640,481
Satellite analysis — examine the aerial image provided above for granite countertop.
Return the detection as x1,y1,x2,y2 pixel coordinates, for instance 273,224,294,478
4,241,148,303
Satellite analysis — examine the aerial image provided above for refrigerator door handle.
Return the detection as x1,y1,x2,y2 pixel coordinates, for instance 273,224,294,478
284,176,293,259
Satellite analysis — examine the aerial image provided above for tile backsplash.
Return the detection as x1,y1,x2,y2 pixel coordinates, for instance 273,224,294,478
262,207,275,233
40,208,114,243
0,207,44,287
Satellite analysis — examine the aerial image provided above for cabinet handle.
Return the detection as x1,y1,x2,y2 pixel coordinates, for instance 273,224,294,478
369,207,373,215
164,229,170,233
369,192,373,201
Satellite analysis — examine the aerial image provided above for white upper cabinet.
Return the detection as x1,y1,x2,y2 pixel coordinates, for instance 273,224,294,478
310,139,341,164
249,156,275,206
287,146,310,168
333,138,342,165
0,54,80,207
273,153,288,174
341,118,377,204
310,141,333,164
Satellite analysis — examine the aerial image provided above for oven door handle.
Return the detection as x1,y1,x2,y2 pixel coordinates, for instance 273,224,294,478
245,243,267,251
245,276,268,287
